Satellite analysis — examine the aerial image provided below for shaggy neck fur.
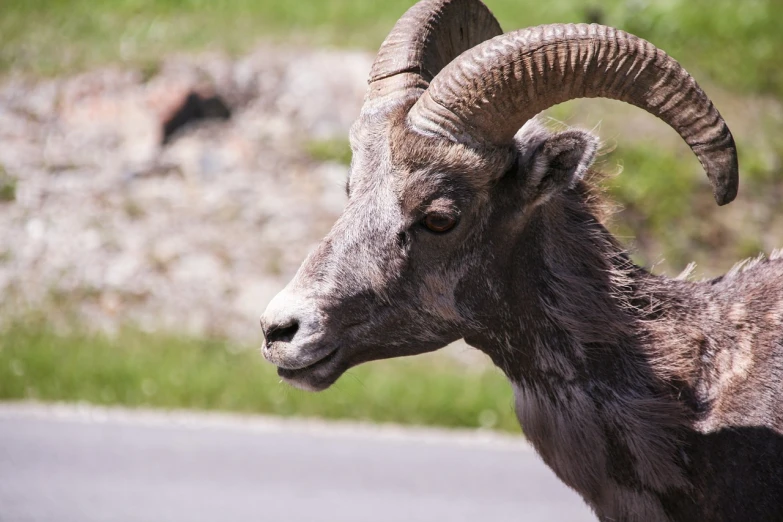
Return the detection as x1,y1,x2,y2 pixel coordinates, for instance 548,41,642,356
464,180,783,521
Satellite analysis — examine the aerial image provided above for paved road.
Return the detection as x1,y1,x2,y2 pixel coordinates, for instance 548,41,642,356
0,404,594,522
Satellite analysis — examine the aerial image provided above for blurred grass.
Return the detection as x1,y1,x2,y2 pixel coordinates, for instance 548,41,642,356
1,0,782,99
0,319,519,432
604,138,783,273
306,138,354,166
0,165,17,203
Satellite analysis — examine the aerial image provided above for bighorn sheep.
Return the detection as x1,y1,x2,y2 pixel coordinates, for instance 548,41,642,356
260,1,783,520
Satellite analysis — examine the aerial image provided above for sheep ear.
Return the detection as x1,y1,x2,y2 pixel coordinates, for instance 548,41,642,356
522,129,599,205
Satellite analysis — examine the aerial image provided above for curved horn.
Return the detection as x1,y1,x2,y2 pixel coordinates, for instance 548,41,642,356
365,0,502,108
408,24,739,205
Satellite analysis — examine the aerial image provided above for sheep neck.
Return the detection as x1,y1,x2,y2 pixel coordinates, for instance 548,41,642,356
463,189,696,520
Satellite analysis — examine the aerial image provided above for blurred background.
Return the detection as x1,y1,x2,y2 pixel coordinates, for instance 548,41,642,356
0,0,781,433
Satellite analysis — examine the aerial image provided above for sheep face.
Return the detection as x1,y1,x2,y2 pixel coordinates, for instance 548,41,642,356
260,105,598,391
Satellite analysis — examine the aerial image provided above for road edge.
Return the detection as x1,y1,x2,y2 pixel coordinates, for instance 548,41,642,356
0,400,532,451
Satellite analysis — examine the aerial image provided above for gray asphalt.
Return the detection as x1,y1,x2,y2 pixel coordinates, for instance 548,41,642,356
0,404,594,522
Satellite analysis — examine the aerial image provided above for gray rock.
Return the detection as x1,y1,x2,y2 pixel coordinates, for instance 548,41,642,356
0,46,368,342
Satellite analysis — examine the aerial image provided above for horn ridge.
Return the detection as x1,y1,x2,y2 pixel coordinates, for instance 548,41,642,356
408,23,739,205
365,0,503,108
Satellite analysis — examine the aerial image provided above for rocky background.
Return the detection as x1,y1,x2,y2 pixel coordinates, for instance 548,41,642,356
0,48,372,340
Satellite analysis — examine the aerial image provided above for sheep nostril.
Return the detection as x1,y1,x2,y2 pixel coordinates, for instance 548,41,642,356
264,320,300,345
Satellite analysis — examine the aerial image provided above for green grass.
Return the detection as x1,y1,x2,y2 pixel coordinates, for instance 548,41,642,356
607,145,701,233
609,0,783,100
603,143,702,268
0,320,519,432
2,0,781,98
306,138,353,166
600,138,783,275
0,165,17,203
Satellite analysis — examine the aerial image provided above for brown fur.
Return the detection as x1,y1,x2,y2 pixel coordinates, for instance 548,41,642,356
261,111,783,521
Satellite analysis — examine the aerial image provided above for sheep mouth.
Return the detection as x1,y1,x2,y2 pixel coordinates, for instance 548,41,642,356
276,347,343,391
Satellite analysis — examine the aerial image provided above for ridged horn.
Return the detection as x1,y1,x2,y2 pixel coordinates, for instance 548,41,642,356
408,24,739,205
365,0,502,109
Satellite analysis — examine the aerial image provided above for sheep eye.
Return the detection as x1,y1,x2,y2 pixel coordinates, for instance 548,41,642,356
423,213,457,233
